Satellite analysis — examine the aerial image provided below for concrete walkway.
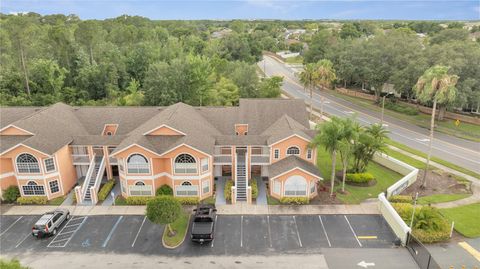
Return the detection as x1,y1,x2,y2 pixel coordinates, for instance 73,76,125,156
255,177,267,205
101,182,121,206
215,177,226,205
0,200,378,216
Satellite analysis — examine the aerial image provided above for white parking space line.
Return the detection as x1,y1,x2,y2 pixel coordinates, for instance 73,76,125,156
318,216,331,247
211,215,218,248
0,216,23,237
131,216,146,248
48,216,88,248
102,216,123,248
344,215,362,247
292,216,303,248
15,233,30,248
240,215,243,248
266,216,272,248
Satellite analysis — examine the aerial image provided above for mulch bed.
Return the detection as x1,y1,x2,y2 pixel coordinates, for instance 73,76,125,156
310,184,344,205
402,169,471,197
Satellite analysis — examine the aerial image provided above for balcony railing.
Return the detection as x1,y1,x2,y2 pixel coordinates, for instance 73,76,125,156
251,155,270,164
72,154,90,164
214,155,232,164
109,157,117,165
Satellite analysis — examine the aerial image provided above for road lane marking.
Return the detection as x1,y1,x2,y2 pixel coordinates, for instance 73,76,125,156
131,216,146,248
266,215,273,248
318,215,331,247
102,216,123,248
0,216,23,237
292,216,303,248
15,233,30,248
211,215,218,248
357,236,378,240
344,216,362,247
240,215,243,248
458,242,480,262
48,216,88,248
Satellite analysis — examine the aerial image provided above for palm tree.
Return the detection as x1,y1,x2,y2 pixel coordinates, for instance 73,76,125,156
315,60,337,120
299,63,318,120
338,118,359,193
413,66,458,188
311,117,344,196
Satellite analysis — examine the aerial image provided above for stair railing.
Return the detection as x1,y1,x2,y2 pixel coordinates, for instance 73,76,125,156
81,154,96,200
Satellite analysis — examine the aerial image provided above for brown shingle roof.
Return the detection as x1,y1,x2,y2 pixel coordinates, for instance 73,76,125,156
268,155,322,179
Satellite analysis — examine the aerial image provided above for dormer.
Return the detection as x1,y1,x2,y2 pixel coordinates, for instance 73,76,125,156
143,124,186,136
102,124,118,136
0,125,34,136
235,124,248,136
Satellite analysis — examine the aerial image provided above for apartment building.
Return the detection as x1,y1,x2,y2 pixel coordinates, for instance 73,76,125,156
0,99,322,204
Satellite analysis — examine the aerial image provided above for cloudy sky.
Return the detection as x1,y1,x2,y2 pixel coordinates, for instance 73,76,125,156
2,0,479,20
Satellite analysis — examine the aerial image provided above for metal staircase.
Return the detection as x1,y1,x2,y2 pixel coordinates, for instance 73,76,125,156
81,155,105,204
236,153,247,201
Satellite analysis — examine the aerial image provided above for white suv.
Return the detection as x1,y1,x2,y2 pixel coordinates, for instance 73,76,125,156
32,209,70,238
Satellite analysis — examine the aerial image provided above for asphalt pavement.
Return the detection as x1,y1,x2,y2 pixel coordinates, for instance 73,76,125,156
259,55,480,174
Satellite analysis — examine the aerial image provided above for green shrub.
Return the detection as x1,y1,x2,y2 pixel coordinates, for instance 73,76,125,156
345,173,375,183
224,180,234,201
98,180,115,201
280,197,309,205
125,196,153,205
250,179,258,199
16,196,48,205
3,186,20,203
0,258,29,269
175,197,199,205
384,101,419,116
156,185,173,196
389,195,413,204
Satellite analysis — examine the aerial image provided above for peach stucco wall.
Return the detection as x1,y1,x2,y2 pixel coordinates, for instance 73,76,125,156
147,126,184,136
270,135,315,164
1,145,49,175
235,124,248,135
103,125,118,135
270,168,320,199
0,158,14,174
0,126,31,136
54,144,77,196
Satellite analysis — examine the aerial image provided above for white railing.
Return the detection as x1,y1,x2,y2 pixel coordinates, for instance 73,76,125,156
378,193,411,244
72,154,90,164
251,154,270,164
129,185,153,196
214,154,232,164
81,155,96,197
175,185,198,196
173,163,197,174
92,156,106,194
127,163,150,174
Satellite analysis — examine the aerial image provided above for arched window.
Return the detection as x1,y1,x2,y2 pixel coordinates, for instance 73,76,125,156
286,146,300,156
22,181,45,195
16,153,40,173
127,154,150,173
135,181,145,186
174,154,197,174
284,175,307,196
176,181,197,196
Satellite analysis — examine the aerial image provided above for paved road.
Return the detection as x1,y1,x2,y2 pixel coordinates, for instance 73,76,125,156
259,56,480,174
0,214,418,268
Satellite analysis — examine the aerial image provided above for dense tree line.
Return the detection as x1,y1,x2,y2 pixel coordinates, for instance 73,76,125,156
0,14,286,106
303,24,480,112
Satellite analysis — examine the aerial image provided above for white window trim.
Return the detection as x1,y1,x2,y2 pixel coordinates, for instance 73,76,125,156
273,149,280,159
201,158,209,173
286,146,301,156
173,153,198,174
15,153,41,174
44,158,56,173
273,180,281,195
21,181,46,196
126,153,151,174
49,179,60,194
284,176,308,197
202,179,210,194
306,149,312,159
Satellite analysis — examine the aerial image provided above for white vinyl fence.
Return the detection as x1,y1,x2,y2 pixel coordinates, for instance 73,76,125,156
378,193,411,244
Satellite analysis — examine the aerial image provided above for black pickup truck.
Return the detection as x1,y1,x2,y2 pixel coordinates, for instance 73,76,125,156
190,204,216,243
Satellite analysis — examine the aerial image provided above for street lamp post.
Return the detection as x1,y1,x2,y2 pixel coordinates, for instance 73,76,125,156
409,192,419,229
381,95,386,125
320,96,325,120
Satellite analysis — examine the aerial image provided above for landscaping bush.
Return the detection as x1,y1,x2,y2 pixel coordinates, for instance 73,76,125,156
250,179,258,199
384,101,419,116
345,173,375,185
16,196,48,205
175,197,199,205
125,196,153,205
0,258,29,269
280,197,309,205
389,195,413,204
156,185,173,196
3,186,20,203
224,180,234,202
98,179,115,201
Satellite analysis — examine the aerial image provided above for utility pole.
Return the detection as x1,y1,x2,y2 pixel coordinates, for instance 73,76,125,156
381,95,386,125
320,96,325,119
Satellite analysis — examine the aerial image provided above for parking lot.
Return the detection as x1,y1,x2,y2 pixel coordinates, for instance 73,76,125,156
0,214,397,255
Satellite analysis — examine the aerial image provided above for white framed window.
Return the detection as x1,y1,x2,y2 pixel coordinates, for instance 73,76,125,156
127,154,150,174
22,181,45,196
201,158,209,172
273,180,281,195
274,149,279,159
286,146,300,156
307,149,312,159
129,181,152,196
310,181,316,194
44,158,56,172
284,175,307,196
202,180,210,194
49,180,60,193
16,153,40,173
174,154,197,174
176,181,198,196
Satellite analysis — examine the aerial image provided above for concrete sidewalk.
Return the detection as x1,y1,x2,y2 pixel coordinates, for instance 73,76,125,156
0,201,379,216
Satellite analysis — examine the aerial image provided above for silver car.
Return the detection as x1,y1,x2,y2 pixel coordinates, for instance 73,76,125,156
32,209,70,238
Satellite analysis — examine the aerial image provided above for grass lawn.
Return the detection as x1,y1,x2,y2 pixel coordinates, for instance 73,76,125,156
47,196,66,205
417,193,472,205
439,203,480,238
285,55,303,64
317,147,403,204
383,147,427,169
162,211,190,248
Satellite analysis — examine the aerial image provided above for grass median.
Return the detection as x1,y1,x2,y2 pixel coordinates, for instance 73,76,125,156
417,193,472,205
162,212,190,248
439,203,480,238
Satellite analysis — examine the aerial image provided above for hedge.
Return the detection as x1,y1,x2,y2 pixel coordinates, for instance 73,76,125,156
17,196,48,205
125,196,153,205
224,180,234,202
345,172,375,183
98,180,115,201
156,185,173,196
389,195,413,204
175,197,199,205
3,186,20,203
280,197,309,205
250,179,258,199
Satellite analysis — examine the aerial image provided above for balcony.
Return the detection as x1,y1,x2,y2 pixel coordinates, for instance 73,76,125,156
72,154,90,165
214,155,232,164
109,157,117,165
251,155,270,164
